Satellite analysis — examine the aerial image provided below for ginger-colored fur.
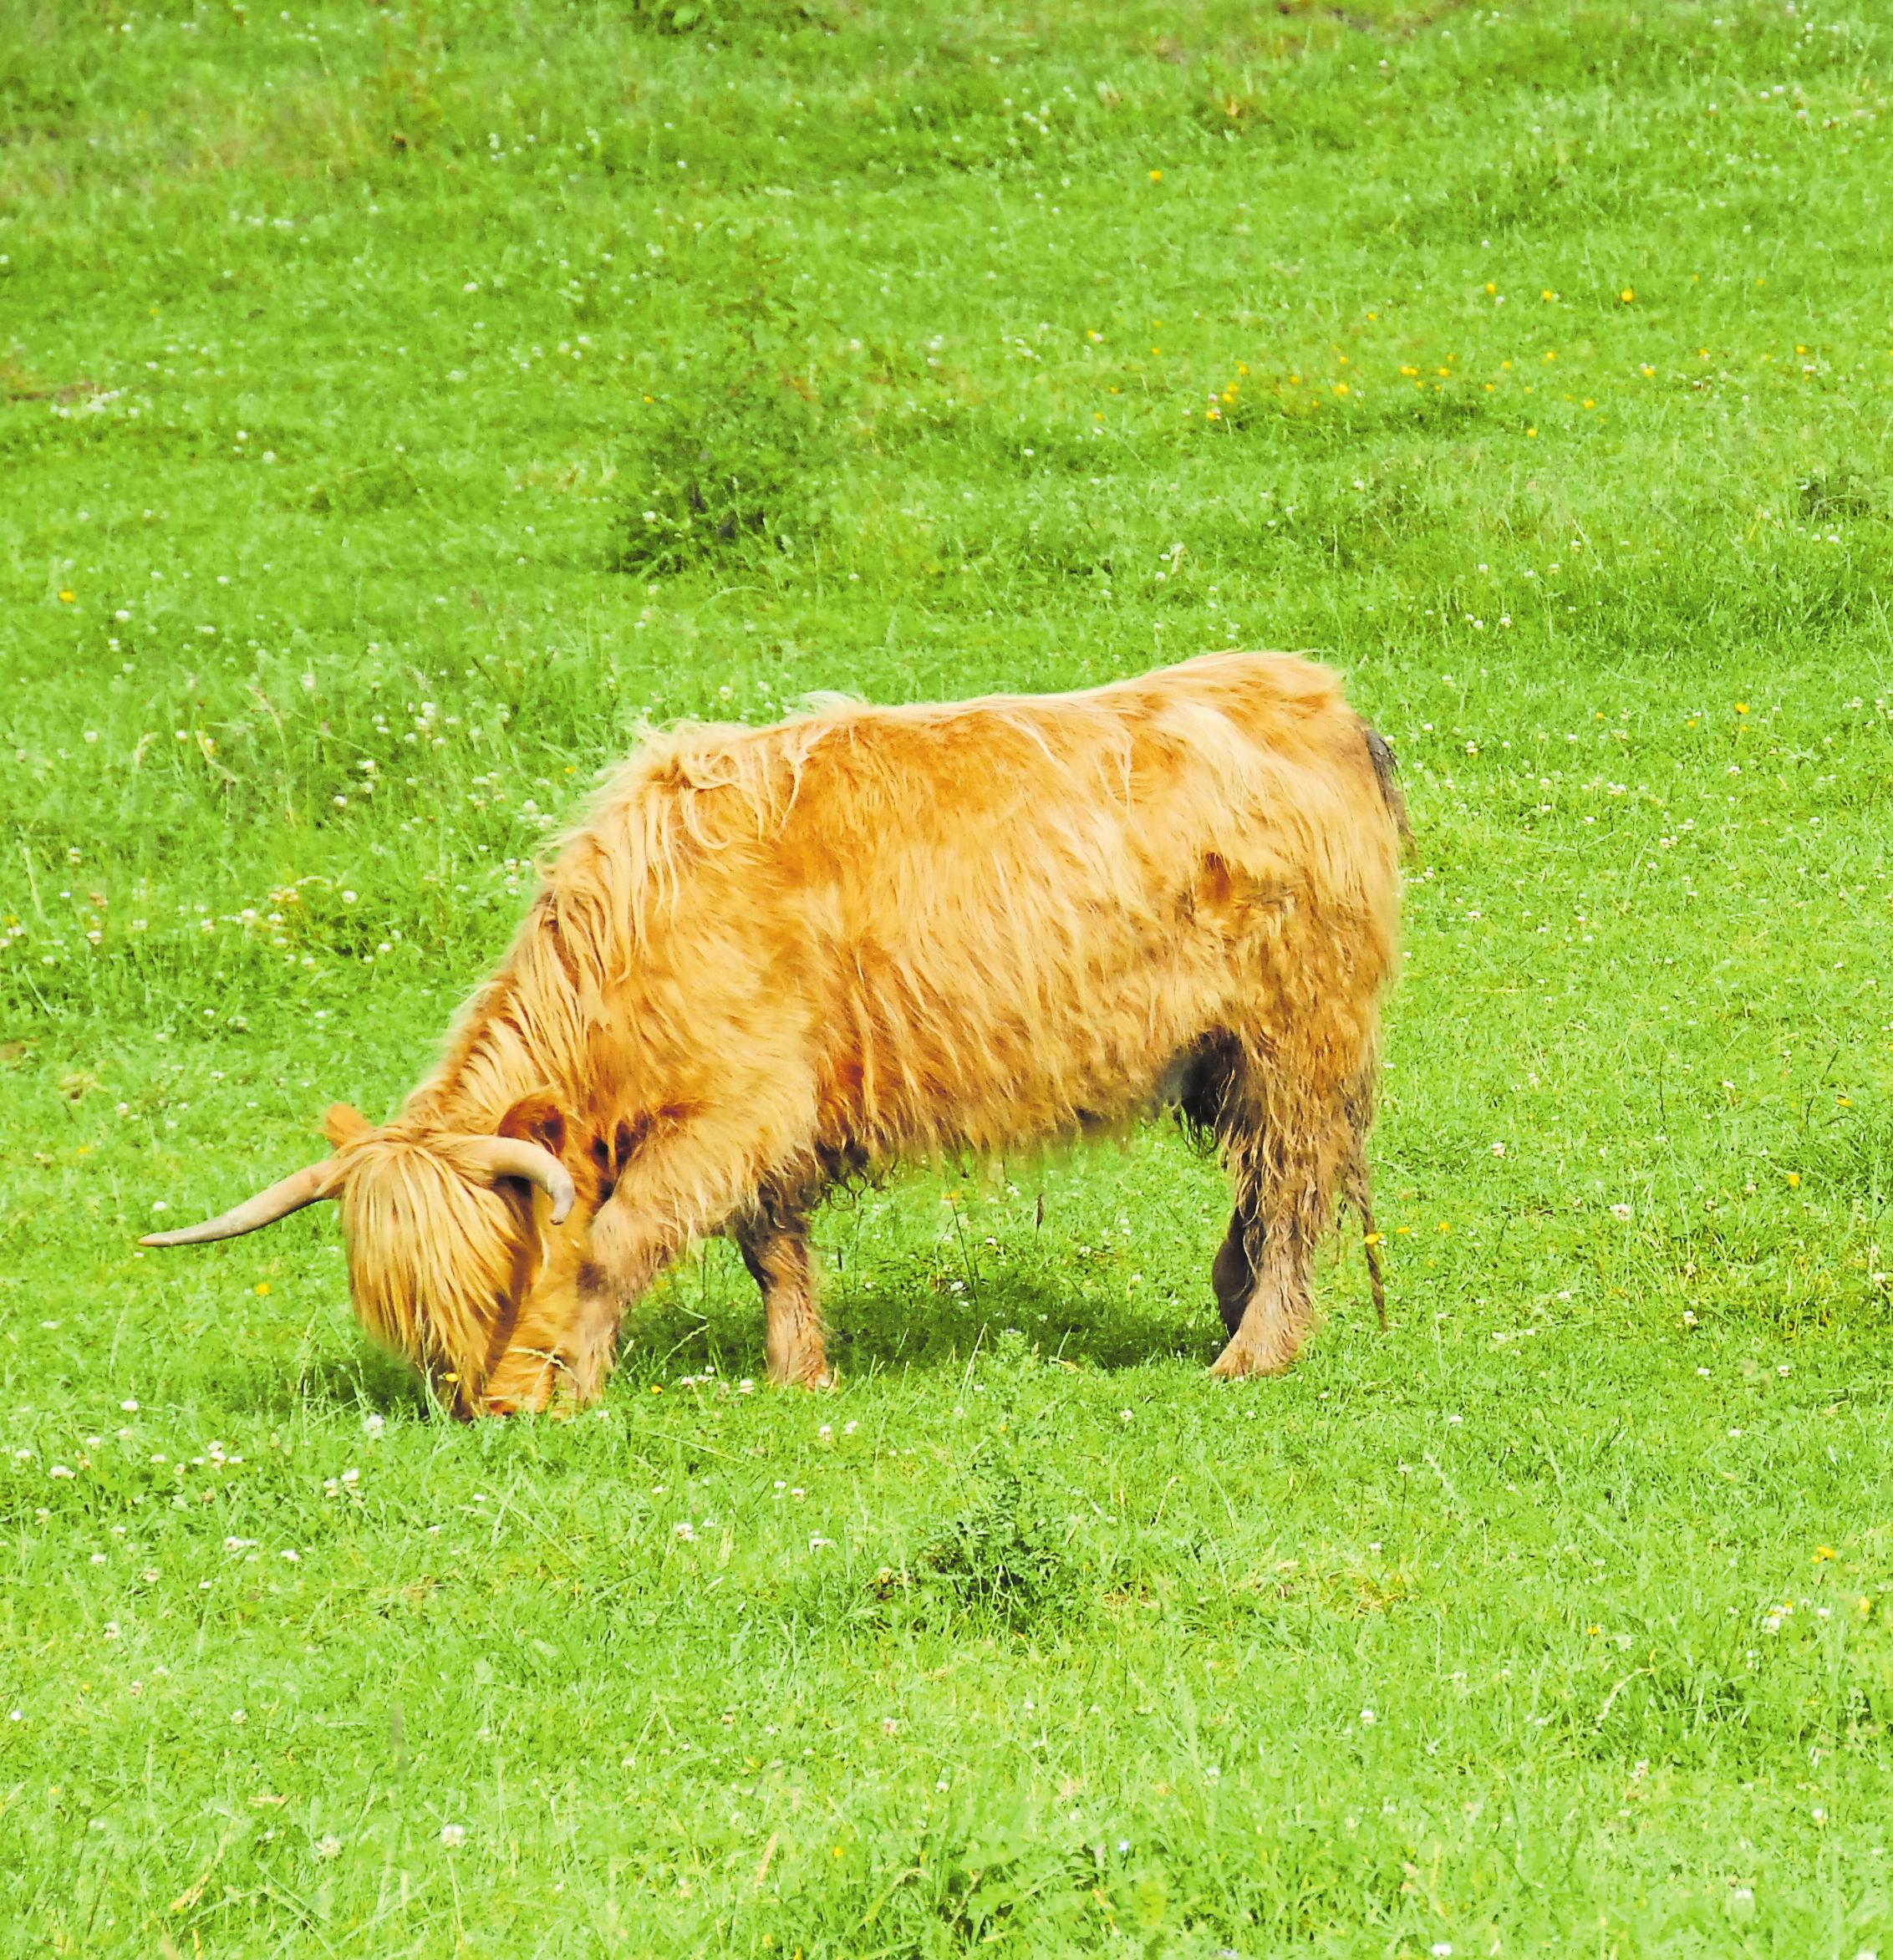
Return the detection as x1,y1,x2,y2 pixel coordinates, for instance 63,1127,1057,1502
312,650,1403,1414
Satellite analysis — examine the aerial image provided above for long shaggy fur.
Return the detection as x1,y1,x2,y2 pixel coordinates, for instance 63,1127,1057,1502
298,651,1402,1412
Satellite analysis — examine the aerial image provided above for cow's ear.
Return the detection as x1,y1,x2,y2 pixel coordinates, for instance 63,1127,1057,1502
323,1103,374,1148
496,1093,567,1161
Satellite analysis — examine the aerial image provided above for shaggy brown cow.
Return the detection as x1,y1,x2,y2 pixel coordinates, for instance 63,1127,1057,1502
144,651,1405,1416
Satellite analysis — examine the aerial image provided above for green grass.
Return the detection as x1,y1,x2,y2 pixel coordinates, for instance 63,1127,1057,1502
5,0,1893,1951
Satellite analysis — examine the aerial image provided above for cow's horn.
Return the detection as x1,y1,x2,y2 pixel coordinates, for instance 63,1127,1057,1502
140,1162,339,1247
459,1137,576,1224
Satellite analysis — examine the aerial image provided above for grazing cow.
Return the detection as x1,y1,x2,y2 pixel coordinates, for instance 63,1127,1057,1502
144,651,1406,1416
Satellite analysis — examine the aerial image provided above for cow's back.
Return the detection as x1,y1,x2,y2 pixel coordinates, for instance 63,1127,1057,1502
554,653,1400,1164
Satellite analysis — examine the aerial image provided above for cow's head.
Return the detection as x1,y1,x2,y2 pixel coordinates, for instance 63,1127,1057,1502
140,1099,578,1414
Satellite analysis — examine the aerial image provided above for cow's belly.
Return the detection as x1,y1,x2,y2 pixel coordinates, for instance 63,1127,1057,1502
817,929,1234,1164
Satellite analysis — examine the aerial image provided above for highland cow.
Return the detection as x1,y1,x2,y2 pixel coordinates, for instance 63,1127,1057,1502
144,651,1406,1416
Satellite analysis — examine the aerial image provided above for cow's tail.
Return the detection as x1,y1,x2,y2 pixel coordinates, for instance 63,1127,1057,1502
1361,721,1411,852
1343,1139,1387,1331
1350,717,1402,1331
1337,1060,1387,1331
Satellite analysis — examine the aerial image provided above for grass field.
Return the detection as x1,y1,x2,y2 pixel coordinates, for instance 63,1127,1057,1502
5,0,1893,1951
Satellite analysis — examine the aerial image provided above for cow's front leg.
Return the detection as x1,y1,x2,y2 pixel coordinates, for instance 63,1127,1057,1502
479,1275,632,1417
476,1199,683,1416
731,1187,831,1388
480,1108,819,1413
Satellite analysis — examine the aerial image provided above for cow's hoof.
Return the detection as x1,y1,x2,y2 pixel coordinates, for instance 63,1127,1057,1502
771,1353,835,1391
1209,1338,1298,1380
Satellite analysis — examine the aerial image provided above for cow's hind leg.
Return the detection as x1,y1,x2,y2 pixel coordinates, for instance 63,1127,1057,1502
1210,1191,1259,1341
1180,1031,1261,1342
1210,1045,1362,1380
1210,1144,1329,1378
732,1185,831,1389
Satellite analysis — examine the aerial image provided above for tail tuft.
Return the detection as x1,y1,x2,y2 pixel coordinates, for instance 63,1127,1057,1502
1342,1146,1388,1331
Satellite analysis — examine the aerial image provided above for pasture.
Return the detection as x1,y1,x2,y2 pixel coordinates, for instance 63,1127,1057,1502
3,0,1892,1951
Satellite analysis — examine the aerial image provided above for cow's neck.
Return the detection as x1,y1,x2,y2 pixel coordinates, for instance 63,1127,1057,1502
401,970,555,1136
398,888,602,1138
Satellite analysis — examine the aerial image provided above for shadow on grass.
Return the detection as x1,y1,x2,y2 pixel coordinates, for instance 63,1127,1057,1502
624,1267,1225,1384
219,1276,1219,1420
271,1348,435,1422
